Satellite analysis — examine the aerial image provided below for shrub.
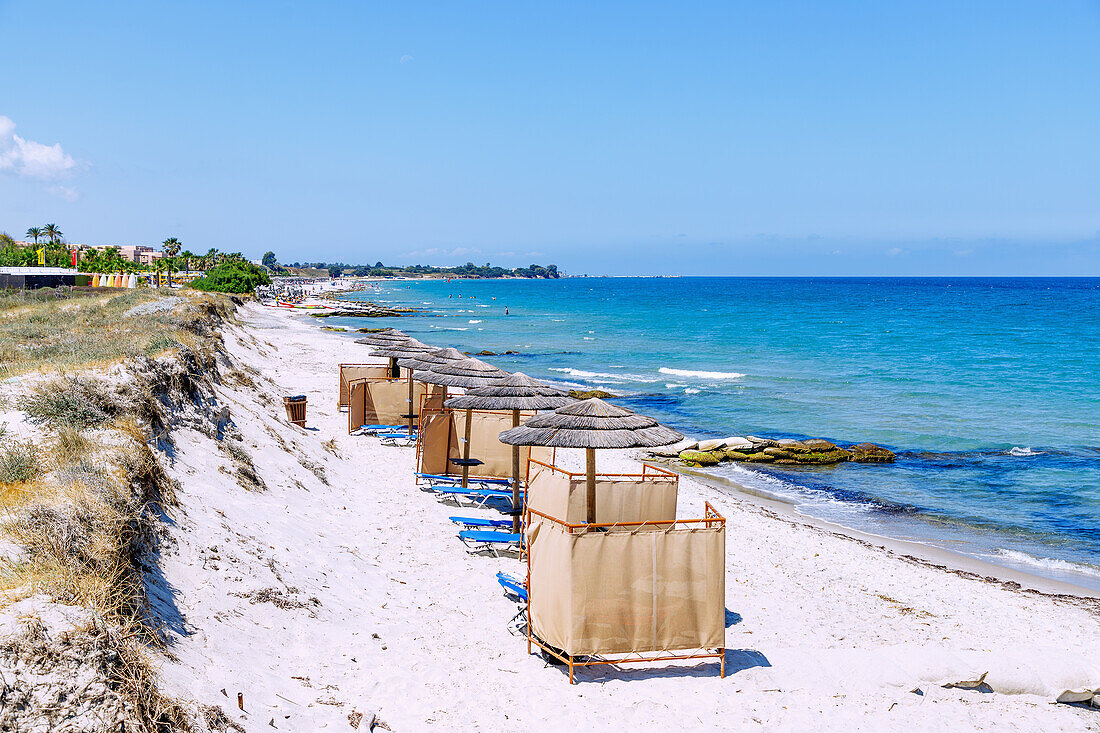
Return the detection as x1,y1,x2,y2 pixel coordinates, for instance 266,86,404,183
0,441,40,483
18,377,122,430
189,260,270,294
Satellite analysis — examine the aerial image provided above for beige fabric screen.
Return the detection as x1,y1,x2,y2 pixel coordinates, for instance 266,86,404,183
526,467,678,525
417,409,540,478
528,519,725,656
339,364,390,408
348,379,443,432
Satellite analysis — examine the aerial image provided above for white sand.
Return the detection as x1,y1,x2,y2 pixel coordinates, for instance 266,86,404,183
154,304,1100,731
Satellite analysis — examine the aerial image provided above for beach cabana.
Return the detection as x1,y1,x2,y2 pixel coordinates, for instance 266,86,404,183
444,372,574,531
368,340,437,431
499,399,725,682
416,358,509,487
338,364,393,410
498,398,683,523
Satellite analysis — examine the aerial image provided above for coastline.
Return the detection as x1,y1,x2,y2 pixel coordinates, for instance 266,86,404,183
136,303,1100,729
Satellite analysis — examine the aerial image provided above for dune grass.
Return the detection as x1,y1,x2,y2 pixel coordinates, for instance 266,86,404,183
0,289,232,379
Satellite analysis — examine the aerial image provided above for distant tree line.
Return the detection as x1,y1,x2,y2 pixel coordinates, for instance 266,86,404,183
274,257,560,279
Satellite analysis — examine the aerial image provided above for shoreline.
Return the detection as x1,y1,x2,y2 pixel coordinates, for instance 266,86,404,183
664,461,1100,600
146,303,1100,730
342,278,1100,601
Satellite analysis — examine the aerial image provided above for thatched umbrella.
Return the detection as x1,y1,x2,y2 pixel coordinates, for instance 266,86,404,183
357,330,419,377
445,372,574,530
371,340,436,430
397,347,470,404
417,358,510,488
498,398,683,524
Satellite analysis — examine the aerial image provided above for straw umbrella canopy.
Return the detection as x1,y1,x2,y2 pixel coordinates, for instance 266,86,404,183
370,340,436,429
356,330,418,377
417,358,511,487
445,372,574,530
353,328,410,346
498,398,683,523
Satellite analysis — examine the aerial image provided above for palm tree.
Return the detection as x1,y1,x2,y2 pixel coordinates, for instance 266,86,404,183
25,227,42,244
179,249,194,272
42,223,62,244
162,238,182,286
204,248,219,271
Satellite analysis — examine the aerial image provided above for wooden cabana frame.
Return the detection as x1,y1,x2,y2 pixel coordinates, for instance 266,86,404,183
347,377,444,434
525,457,678,484
525,502,726,684
525,458,680,526
414,404,547,483
338,363,391,410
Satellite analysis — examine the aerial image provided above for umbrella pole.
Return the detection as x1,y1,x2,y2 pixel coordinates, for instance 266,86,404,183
461,408,473,488
407,374,415,432
511,409,521,533
585,448,596,524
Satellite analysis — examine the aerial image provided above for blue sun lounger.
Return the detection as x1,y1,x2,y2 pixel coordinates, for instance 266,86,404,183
496,571,528,634
431,486,514,509
378,430,417,447
496,572,527,602
416,472,513,488
449,516,513,530
459,530,523,556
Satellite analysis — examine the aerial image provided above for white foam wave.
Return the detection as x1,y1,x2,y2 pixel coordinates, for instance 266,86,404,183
1007,446,1042,457
548,367,656,383
468,319,482,324
665,383,687,388
993,549,1100,579
583,337,595,340
476,304,490,307
684,388,701,394
659,367,745,379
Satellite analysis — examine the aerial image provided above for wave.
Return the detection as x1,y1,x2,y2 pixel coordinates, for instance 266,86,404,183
684,388,701,394
659,366,746,379
993,549,1100,579
583,336,595,340
548,367,657,383
665,383,687,388
468,320,483,324
1007,446,1042,457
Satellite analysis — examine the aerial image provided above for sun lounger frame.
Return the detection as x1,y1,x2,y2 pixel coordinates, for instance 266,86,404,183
525,502,726,684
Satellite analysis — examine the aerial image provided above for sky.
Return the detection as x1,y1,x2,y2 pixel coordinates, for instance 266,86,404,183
1,0,1099,276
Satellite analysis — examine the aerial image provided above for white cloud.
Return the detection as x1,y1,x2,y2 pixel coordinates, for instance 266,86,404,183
46,185,80,202
887,247,904,257
400,54,414,64
0,116,77,180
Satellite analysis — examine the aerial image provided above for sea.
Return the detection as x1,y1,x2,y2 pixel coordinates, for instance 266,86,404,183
326,277,1100,591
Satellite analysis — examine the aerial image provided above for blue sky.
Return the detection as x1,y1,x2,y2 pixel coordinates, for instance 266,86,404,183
2,0,1099,275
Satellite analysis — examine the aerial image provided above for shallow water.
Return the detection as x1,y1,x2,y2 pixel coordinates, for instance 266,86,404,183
329,277,1100,590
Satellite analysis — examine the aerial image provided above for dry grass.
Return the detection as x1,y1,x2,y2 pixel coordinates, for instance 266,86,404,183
0,289,238,730
0,289,234,379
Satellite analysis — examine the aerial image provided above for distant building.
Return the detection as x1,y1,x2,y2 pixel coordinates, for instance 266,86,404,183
85,244,164,265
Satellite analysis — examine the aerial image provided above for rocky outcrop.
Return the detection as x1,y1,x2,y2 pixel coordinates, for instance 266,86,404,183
668,436,894,467
848,443,897,463
568,389,617,399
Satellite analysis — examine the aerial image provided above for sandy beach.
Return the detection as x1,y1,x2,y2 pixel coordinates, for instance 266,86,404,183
137,303,1100,731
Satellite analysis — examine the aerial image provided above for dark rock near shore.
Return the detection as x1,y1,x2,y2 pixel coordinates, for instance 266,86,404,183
678,450,724,466
847,443,896,463
568,389,616,399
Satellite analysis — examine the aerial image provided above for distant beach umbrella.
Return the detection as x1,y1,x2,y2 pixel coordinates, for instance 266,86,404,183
354,329,411,346
418,358,511,487
498,398,683,523
368,338,433,379
445,372,574,530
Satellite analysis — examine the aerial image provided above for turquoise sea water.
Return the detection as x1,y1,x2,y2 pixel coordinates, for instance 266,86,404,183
329,277,1100,590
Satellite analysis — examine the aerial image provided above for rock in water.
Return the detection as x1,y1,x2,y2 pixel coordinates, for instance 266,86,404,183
568,389,616,399
679,450,723,466
723,437,754,451
848,443,896,463
697,438,727,451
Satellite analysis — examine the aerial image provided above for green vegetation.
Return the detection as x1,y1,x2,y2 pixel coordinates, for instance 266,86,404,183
18,376,122,431
284,259,560,279
0,440,40,484
0,288,231,378
189,259,271,293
